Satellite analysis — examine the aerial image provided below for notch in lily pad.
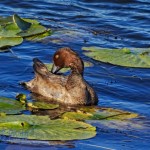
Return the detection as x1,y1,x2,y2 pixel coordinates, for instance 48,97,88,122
13,14,32,31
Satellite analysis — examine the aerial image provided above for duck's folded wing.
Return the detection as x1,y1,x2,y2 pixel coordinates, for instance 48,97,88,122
86,82,98,105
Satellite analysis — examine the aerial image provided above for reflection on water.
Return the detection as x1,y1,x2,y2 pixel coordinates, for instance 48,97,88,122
0,0,150,149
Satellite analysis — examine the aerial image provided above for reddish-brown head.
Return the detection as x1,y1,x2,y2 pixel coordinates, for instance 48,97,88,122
51,47,84,75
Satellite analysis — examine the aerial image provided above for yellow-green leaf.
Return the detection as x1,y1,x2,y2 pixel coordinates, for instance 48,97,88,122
29,101,59,110
82,47,150,68
0,97,25,114
0,115,96,141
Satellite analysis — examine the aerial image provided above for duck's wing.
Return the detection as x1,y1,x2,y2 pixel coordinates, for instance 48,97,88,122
86,82,98,105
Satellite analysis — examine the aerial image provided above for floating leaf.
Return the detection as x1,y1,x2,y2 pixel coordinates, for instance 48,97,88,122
0,14,51,49
0,22,22,49
0,23,21,37
98,108,138,120
0,97,25,114
0,115,96,141
62,111,93,121
0,37,23,49
13,14,32,31
62,107,138,121
18,24,49,38
0,16,12,25
82,47,150,68
13,14,51,39
0,113,6,117
45,61,93,73
25,30,52,41
23,18,39,24
0,16,39,25
28,101,59,110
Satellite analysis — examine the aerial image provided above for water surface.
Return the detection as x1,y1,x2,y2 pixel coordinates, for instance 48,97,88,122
0,0,150,149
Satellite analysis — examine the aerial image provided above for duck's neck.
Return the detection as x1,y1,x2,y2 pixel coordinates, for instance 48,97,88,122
73,57,84,76
66,66,82,90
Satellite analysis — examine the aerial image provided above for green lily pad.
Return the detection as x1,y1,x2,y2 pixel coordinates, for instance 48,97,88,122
18,24,49,38
62,107,141,131
0,16,39,25
0,16,12,25
0,37,23,49
45,61,93,73
0,14,51,49
82,47,150,68
25,29,52,41
23,18,40,24
0,23,21,37
13,14,32,31
28,101,59,110
62,107,138,121
0,115,96,141
0,23,23,49
0,113,6,117
0,97,25,114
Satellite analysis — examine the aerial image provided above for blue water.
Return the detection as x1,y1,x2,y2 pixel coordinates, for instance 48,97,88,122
0,0,150,149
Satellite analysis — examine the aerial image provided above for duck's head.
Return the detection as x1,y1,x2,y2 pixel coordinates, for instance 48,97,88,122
51,47,84,75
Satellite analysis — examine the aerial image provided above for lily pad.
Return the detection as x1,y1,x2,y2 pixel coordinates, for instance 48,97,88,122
45,61,93,73
0,37,23,49
28,101,59,110
0,23,23,49
82,47,150,68
0,16,12,25
0,97,25,114
62,107,138,121
18,24,49,38
0,16,39,25
25,30,52,41
0,14,51,49
0,115,96,141
23,18,40,24
0,23,21,37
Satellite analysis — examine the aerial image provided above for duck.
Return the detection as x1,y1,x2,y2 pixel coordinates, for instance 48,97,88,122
24,47,98,105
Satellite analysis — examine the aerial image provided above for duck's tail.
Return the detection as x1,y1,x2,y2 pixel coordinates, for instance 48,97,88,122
33,58,50,76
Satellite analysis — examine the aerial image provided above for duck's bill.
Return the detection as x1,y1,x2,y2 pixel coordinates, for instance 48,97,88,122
51,64,61,74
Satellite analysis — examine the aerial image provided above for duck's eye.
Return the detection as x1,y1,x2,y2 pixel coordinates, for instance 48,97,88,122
55,55,59,59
